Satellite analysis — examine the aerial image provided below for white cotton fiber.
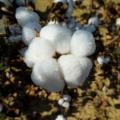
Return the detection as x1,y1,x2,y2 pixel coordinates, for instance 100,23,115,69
58,54,92,88
116,18,120,26
58,54,84,88
22,21,41,45
54,0,67,3
31,58,65,92
15,7,40,27
55,114,66,120
24,37,55,68
63,94,71,102
71,30,96,56
78,57,93,84
40,24,72,54
88,16,99,26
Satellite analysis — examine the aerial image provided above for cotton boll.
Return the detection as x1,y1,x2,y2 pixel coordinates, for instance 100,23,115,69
63,94,71,102
15,7,40,27
40,24,72,54
58,54,84,88
31,58,65,92
22,21,41,45
55,115,66,120
58,98,64,106
24,37,55,68
71,30,96,57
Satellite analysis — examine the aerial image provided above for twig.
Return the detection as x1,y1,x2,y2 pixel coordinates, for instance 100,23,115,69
104,35,120,46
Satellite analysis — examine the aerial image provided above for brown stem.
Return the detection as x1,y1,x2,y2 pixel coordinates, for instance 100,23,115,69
104,35,120,46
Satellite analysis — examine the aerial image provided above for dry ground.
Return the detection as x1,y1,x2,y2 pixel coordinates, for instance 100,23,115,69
0,0,120,120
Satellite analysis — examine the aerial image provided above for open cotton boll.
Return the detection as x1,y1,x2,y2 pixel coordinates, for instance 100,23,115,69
58,54,92,88
71,30,96,57
24,37,55,68
40,24,72,54
31,58,65,92
22,21,41,45
15,7,40,27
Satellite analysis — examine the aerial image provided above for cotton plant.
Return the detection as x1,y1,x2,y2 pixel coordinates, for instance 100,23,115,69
8,1,98,119
23,21,96,92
